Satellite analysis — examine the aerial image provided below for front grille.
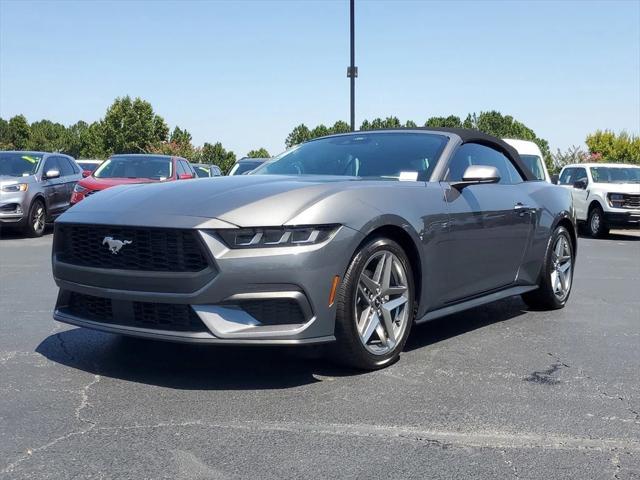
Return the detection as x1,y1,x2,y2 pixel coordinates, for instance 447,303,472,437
621,194,640,209
133,301,205,332
55,224,209,272
238,299,306,325
64,292,207,333
68,291,113,322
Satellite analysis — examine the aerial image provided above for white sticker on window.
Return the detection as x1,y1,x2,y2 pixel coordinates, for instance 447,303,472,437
399,171,418,181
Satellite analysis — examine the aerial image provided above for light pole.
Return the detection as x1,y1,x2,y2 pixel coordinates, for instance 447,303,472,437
347,0,357,131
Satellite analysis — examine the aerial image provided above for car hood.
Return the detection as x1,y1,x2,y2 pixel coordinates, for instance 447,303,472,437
61,175,377,228
80,176,163,190
593,182,640,194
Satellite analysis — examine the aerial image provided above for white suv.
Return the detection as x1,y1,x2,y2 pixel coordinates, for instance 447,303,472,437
557,163,640,237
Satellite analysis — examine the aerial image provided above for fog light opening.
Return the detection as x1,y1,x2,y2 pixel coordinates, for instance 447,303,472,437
328,275,341,307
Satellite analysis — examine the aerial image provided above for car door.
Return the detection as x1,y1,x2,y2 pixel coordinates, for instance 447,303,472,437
558,167,589,220
439,142,534,303
41,156,65,215
56,156,77,210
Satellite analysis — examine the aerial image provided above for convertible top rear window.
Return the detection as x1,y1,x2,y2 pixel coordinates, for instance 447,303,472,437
255,133,448,181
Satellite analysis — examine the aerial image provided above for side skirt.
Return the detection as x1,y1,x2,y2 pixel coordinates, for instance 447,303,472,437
416,285,538,324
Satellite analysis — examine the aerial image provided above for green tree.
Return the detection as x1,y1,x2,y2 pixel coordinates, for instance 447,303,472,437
27,120,67,152
285,124,312,148
405,120,418,128
8,115,30,149
169,126,193,146
585,130,640,164
101,96,169,154
200,142,236,173
247,148,270,158
425,115,462,128
310,124,330,138
330,120,351,134
0,118,10,148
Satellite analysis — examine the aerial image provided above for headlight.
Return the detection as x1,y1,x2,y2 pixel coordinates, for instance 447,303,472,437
1,183,28,193
73,184,88,193
216,225,339,249
608,193,625,207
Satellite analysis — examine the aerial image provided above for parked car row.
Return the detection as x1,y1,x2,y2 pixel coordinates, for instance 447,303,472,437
0,150,267,236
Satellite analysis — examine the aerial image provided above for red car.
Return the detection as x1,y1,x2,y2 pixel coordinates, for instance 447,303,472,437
71,154,196,204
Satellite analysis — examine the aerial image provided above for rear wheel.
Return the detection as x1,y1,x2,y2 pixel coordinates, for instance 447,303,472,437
587,205,608,238
332,237,415,370
522,226,574,310
24,199,46,237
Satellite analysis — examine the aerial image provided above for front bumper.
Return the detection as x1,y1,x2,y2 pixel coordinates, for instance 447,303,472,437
0,194,28,224
604,210,640,228
53,224,363,344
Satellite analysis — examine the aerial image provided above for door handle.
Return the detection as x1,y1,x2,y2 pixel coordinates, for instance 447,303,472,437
514,203,532,210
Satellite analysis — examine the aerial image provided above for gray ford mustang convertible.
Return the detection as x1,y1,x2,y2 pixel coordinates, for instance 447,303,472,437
52,128,576,369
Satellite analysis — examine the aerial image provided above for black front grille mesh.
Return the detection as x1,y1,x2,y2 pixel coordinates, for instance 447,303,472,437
65,292,207,333
239,299,305,325
55,224,209,272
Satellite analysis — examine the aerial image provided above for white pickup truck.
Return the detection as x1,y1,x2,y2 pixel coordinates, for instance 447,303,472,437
557,163,640,237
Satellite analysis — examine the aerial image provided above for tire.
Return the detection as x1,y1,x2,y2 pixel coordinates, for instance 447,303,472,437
24,199,46,237
587,205,608,238
522,225,574,310
332,237,415,370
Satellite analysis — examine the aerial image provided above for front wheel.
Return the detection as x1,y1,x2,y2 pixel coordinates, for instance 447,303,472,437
522,225,574,310
587,205,608,238
24,199,46,237
332,237,415,370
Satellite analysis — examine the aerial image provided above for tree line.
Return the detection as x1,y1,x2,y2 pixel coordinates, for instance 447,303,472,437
0,96,270,174
1,97,638,175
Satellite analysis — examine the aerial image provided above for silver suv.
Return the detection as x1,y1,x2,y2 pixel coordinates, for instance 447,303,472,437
0,151,82,237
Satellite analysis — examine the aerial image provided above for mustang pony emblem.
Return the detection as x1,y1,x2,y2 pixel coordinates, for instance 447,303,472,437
102,236,132,255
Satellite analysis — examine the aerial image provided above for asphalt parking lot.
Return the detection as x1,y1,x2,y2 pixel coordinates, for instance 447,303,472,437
1,229,639,479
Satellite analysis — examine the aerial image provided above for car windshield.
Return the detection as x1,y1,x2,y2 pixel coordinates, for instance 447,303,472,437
0,152,42,177
520,154,546,181
194,166,210,178
93,156,173,180
253,133,448,180
590,166,640,183
230,161,262,175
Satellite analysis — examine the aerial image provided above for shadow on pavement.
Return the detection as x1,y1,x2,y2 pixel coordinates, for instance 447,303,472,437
406,296,528,352
0,226,53,240
38,297,529,390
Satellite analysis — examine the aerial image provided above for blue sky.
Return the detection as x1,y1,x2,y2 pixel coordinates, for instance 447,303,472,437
1,0,638,157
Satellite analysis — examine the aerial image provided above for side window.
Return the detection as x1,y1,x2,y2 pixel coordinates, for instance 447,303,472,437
176,160,187,176
43,157,61,176
57,157,75,177
558,168,576,185
446,143,523,185
183,161,195,176
574,168,588,185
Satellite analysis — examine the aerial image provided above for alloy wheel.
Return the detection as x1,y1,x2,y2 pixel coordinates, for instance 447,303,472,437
32,205,45,234
550,234,572,301
590,211,601,235
354,250,410,355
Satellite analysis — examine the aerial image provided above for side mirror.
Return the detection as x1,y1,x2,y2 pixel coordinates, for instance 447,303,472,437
573,180,587,190
452,165,500,190
82,170,92,178
44,169,60,180
178,173,193,180
550,174,559,185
